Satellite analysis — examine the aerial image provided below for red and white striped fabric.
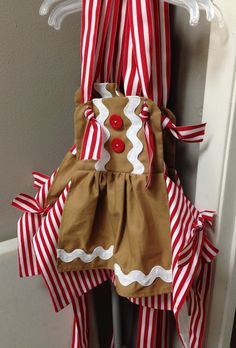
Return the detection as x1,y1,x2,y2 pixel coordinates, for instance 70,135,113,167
136,307,158,348
129,173,218,348
61,152,217,348
16,212,41,277
129,294,172,311
158,0,171,107
13,171,91,347
162,115,206,143
93,0,113,82
136,307,169,348
13,166,217,347
88,0,171,107
139,102,154,187
188,262,212,348
122,16,141,97
99,0,120,82
13,170,111,347
128,0,153,99
165,174,218,348
156,310,169,348
177,211,218,268
71,318,80,348
32,181,109,312
32,171,50,190
71,296,89,348
111,0,129,86
12,171,55,277
70,144,77,156
79,107,103,160
119,0,171,107
149,0,162,106
80,0,101,103
12,193,51,215
13,0,217,346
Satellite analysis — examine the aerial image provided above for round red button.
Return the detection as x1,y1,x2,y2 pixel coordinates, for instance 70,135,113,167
109,114,123,130
111,138,125,153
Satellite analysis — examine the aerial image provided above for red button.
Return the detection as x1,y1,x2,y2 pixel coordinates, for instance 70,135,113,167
111,138,125,153
109,114,123,130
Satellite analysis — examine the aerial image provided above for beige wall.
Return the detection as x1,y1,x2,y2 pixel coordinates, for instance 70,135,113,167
0,1,81,241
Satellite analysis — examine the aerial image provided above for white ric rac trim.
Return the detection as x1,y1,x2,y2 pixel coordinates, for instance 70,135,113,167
124,96,145,174
93,82,113,98
93,98,111,171
57,245,114,263
114,263,172,286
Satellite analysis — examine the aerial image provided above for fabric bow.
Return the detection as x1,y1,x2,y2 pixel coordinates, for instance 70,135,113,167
139,102,155,188
178,211,219,269
161,115,206,143
70,144,77,156
80,106,103,160
12,193,51,216
32,171,50,190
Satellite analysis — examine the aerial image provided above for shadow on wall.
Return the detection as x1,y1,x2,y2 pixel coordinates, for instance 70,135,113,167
168,6,210,202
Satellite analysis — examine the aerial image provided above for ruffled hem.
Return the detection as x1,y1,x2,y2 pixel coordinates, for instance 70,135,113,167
56,170,173,297
12,166,218,304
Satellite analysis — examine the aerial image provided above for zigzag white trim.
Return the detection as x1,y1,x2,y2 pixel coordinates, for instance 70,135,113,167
57,245,114,263
124,96,145,174
93,83,113,98
93,98,111,171
114,263,172,286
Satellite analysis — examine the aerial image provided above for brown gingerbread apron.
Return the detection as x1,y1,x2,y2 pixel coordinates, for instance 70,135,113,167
53,87,173,298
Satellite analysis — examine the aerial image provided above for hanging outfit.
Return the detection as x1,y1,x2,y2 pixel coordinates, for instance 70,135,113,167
12,1,219,347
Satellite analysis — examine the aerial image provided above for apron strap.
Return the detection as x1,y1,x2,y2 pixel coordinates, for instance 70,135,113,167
98,0,121,82
111,0,128,85
149,0,163,106
159,1,171,107
121,0,170,107
93,0,113,82
80,0,102,103
122,8,141,96
82,0,121,98
127,0,153,99
81,0,171,107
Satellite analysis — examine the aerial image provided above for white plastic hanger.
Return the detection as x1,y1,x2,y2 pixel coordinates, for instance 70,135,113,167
42,0,200,28
197,0,215,21
39,0,223,30
39,0,63,16
47,0,82,30
197,1,224,26
165,0,224,26
165,0,200,26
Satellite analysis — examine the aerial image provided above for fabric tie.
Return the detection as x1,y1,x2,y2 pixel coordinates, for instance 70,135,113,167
12,193,51,216
162,115,206,143
70,144,77,156
139,102,155,188
177,211,219,269
80,107,103,160
32,171,50,189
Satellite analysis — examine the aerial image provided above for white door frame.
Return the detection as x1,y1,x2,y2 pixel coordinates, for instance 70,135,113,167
195,1,236,346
